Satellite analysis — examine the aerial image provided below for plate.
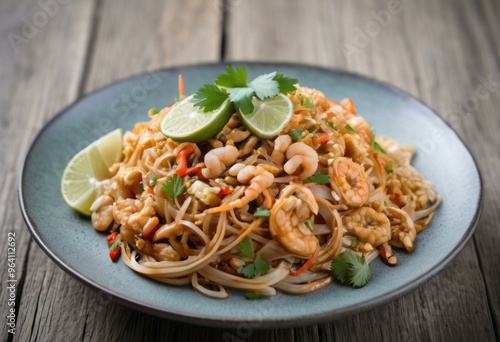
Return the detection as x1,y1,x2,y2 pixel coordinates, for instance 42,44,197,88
19,62,482,328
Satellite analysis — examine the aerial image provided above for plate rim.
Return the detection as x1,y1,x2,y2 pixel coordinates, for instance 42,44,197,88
18,61,484,328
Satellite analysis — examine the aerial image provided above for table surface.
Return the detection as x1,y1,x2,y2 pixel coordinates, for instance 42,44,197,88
1,0,499,341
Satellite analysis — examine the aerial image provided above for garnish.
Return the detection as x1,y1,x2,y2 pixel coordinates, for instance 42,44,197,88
238,236,270,278
345,124,357,133
301,96,315,108
328,122,338,131
289,128,303,142
192,66,297,115
371,133,387,154
245,291,261,300
148,108,158,116
162,174,186,201
191,84,229,112
238,236,254,259
385,163,393,173
304,173,330,185
304,220,313,231
307,125,317,133
254,208,271,217
238,256,270,279
331,249,371,288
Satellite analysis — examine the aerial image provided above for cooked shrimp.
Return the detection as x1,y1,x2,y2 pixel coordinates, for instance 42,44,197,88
329,157,369,207
386,206,416,252
343,207,391,247
113,197,159,236
269,184,319,257
343,134,369,164
91,195,114,231
346,116,371,144
270,135,292,167
284,142,318,180
206,164,274,213
201,145,239,178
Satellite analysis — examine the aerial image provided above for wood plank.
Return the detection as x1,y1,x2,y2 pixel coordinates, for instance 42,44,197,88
0,0,95,340
226,0,497,341
6,1,223,342
82,0,223,93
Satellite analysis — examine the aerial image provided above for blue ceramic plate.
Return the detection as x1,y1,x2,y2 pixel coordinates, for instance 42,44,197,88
19,63,482,328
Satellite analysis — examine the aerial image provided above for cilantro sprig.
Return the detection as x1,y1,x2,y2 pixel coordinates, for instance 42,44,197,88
237,236,270,278
192,66,298,115
331,249,371,288
162,174,186,201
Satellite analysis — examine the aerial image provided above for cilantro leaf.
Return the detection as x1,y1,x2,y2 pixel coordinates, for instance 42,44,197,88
254,256,270,276
162,174,186,201
331,249,372,288
215,65,247,88
238,236,254,259
192,84,229,112
304,173,330,185
249,72,279,99
348,258,371,288
385,164,393,173
227,87,255,114
239,264,256,278
331,254,349,283
238,256,270,278
274,73,298,94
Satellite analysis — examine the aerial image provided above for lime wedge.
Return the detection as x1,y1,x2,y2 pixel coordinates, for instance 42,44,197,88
160,95,234,142
237,94,293,139
61,129,123,216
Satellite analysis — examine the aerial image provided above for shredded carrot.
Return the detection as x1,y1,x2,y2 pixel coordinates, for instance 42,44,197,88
178,74,185,101
290,247,319,276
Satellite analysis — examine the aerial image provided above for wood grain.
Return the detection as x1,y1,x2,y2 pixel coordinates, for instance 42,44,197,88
1,0,499,341
0,0,95,340
226,0,498,341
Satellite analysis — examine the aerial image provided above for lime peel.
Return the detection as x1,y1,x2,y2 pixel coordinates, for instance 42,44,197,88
61,129,123,216
160,95,234,143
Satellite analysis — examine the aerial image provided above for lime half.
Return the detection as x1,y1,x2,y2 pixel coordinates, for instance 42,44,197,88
61,129,123,216
161,95,234,142
237,94,293,139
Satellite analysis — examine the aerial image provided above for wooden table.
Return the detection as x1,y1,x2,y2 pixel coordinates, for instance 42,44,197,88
1,1,499,341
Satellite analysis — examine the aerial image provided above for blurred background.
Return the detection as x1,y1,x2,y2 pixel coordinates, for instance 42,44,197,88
1,0,499,341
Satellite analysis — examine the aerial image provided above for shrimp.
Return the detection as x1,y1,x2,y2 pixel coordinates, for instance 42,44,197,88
386,206,416,252
329,157,369,207
201,145,239,178
284,142,318,180
113,197,159,236
346,116,371,144
343,207,391,247
270,135,292,167
206,164,274,214
91,195,114,231
343,134,369,164
269,184,319,257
